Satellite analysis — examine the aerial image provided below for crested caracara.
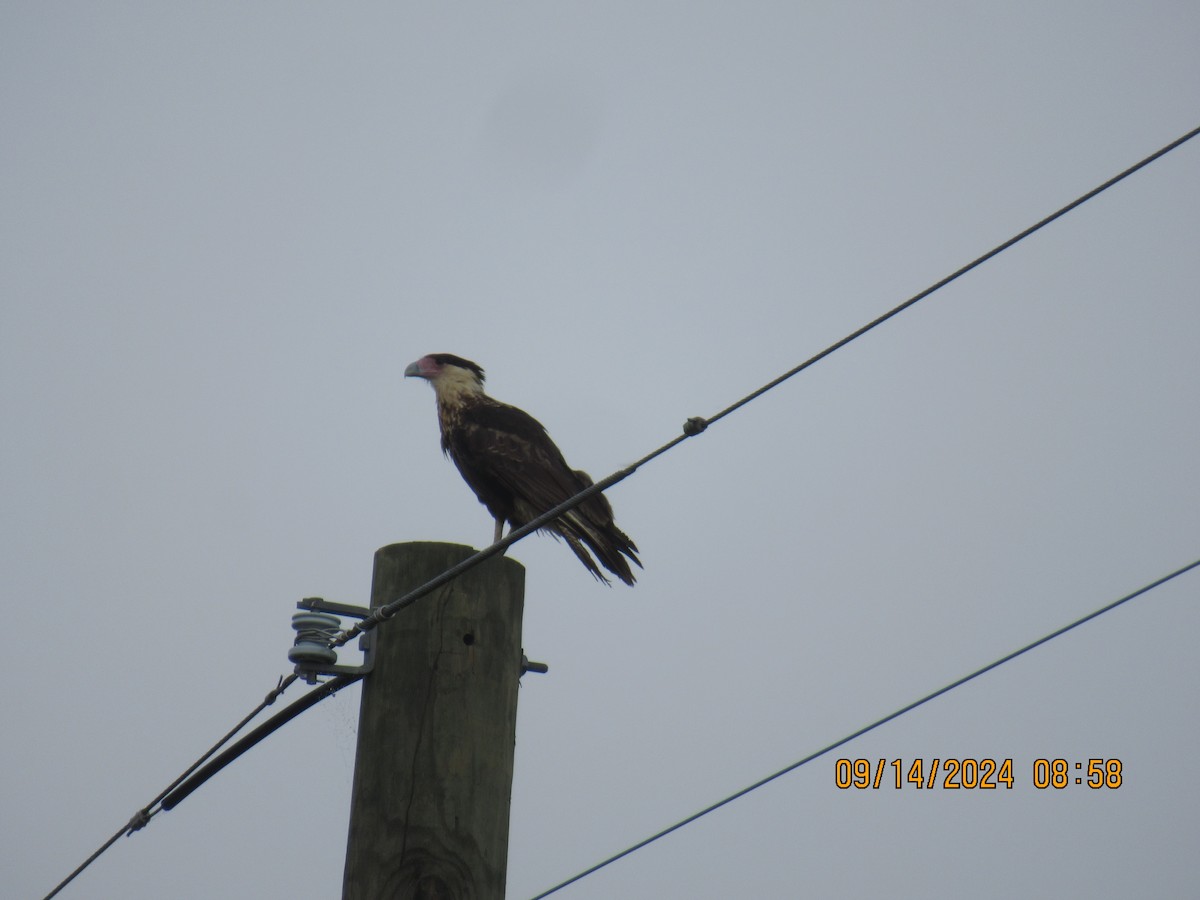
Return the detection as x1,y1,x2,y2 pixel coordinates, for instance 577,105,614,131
405,353,641,585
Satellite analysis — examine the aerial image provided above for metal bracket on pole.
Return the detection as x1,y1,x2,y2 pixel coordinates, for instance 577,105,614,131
290,597,376,684
521,652,549,676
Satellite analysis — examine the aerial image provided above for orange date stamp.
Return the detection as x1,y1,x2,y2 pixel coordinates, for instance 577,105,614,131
834,758,1124,790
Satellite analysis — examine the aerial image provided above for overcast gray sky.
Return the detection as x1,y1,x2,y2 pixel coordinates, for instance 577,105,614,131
4,3,1199,898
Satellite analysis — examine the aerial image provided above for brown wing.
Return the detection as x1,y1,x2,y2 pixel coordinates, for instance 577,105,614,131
445,397,641,584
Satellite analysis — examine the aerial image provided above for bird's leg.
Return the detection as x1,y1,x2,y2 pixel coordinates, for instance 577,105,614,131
493,517,505,547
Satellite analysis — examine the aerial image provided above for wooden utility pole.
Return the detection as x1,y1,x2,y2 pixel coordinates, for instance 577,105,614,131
343,542,526,900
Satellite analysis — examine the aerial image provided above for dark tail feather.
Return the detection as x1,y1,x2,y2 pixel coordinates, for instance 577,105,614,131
560,523,641,586
562,508,641,586
543,468,641,585
585,524,642,586
560,531,615,585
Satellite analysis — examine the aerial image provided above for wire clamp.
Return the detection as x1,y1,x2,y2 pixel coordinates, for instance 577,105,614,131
124,808,152,836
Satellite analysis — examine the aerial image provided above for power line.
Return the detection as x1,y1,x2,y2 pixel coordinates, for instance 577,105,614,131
700,123,1200,430
332,121,1200,650
159,673,363,812
44,121,1200,898
529,555,1200,899
43,674,301,900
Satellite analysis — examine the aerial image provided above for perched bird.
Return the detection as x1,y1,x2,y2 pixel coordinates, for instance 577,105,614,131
404,353,641,585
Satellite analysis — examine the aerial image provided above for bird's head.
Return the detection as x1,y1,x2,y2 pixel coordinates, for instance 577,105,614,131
405,353,486,399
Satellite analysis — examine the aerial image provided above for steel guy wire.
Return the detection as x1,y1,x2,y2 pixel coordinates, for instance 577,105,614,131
331,121,1200,649
44,120,1200,899
528,555,1200,899
42,674,301,900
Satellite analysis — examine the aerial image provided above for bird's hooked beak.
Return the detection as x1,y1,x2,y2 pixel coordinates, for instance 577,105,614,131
404,358,428,379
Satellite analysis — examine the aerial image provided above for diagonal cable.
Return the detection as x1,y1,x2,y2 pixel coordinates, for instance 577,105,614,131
42,121,1200,898
331,122,1200,648
42,674,300,900
530,556,1200,898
